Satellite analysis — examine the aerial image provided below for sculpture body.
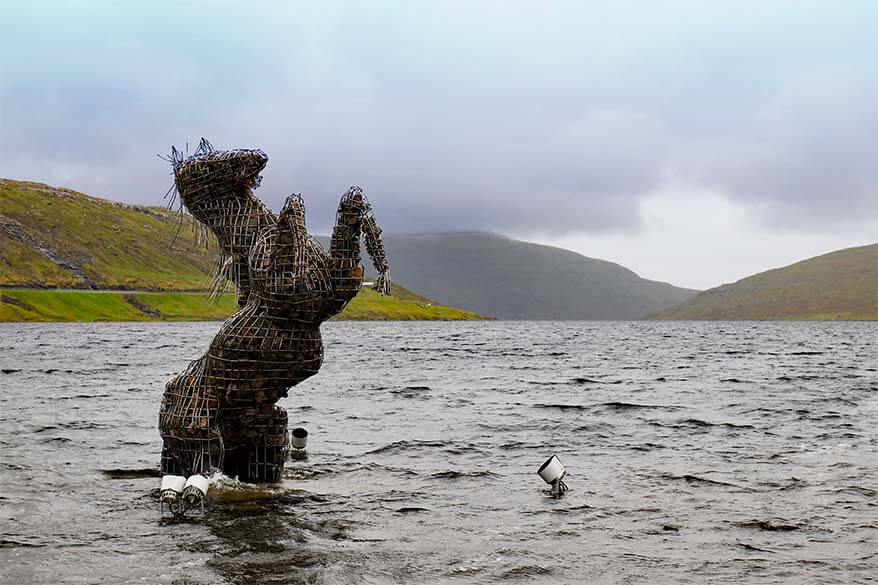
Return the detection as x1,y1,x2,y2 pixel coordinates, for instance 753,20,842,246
158,140,390,500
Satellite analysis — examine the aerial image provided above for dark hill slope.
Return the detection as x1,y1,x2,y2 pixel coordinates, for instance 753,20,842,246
364,233,698,320
649,244,878,320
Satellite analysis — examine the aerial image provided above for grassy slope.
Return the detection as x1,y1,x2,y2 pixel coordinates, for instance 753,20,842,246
0,178,486,321
0,234,83,287
1,179,217,289
0,288,484,322
648,244,878,320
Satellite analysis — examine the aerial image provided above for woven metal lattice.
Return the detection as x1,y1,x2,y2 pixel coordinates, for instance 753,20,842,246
159,139,391,482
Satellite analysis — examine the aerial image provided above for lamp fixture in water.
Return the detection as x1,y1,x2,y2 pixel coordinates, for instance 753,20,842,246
537,455,569,497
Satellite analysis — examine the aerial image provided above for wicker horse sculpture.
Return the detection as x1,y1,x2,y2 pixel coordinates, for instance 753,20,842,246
157,140,390,514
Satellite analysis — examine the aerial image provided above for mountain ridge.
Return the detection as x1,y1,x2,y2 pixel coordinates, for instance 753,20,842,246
648,243,878,320
354,233,699,320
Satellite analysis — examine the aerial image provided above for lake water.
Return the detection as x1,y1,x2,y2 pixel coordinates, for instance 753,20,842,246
0,321,876,584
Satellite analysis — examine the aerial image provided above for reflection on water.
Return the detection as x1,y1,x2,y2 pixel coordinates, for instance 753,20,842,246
0,321,876,584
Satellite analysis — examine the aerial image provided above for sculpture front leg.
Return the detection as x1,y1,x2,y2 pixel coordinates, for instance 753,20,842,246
325,187,392,316
327,187,366,308
361,210,391,295
158,367,223,515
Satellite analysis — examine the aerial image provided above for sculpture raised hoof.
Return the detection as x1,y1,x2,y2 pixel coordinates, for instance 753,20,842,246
157,139,391,500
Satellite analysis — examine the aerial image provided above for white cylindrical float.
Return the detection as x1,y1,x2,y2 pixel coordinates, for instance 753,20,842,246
184,474,209,497
537,455,566,485
291,427,308,450
160,474,187,504
181,474,209,513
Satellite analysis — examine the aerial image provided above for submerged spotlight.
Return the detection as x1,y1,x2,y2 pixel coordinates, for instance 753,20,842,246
537,455,569,497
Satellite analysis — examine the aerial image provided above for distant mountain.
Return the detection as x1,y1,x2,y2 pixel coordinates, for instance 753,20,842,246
648,244,878,320
354,233,698,320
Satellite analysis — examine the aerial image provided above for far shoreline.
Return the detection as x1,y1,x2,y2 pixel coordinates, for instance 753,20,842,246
0,288,489,323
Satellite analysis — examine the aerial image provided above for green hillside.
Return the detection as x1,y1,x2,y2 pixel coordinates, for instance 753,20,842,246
1,178,217,289
0,288,484,322
648,244,878,320
0,178,486,321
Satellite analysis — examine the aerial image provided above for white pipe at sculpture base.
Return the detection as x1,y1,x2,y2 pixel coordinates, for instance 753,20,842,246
178,474,209,515
160,475,187,503
184,474,209,497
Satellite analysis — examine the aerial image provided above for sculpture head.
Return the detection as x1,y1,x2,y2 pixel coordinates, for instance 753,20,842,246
171,139,268,196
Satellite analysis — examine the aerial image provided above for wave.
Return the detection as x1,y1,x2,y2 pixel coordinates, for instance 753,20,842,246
660,473,751,490
674,418,755,429
0,539,45,549
534,401,682,412
365,440,447,454
596,401,682,412
429,470,500,479
628,442,666,451
500,565,552,579
56,393,113,400
733,519,802,532
836,486,876,497
101,468,162,479
336,462,419,477
394,506,430,514
534,403,588,411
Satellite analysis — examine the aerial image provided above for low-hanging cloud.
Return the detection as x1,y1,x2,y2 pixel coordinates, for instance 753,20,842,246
1,1,875,237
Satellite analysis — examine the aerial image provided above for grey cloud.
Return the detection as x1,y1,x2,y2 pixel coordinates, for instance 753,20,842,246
1,1,876,237
683,68,878,230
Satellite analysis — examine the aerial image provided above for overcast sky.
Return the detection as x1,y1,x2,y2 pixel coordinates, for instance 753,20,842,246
1,1,875,289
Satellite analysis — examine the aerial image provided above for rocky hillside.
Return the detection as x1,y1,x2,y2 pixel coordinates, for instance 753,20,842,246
1,178,215,290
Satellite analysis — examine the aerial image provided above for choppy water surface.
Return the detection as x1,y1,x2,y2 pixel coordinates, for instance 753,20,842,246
0,321,876,584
